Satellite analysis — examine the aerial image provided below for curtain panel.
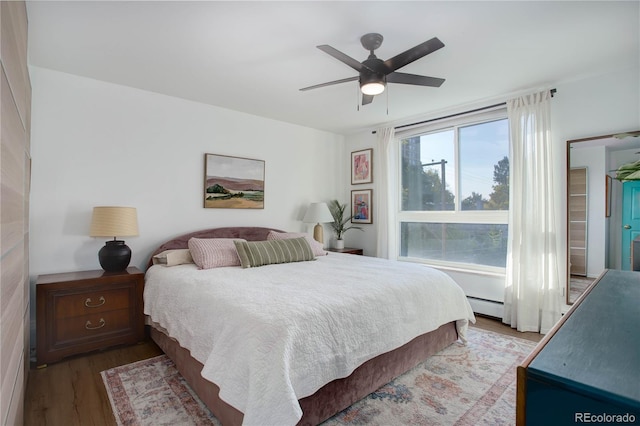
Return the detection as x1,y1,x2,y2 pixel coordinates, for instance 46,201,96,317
503,90,562,334
374,127,396,259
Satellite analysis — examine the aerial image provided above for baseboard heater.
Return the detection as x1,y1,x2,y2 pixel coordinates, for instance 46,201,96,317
466,296,503,319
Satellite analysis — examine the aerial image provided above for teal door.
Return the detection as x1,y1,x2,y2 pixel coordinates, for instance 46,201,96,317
621,181,640,270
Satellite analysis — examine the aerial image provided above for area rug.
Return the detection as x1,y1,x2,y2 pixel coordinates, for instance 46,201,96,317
101,327,537,426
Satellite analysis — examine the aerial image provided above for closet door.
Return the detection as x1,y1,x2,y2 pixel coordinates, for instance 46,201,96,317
569,168,588,276
1,2,31,425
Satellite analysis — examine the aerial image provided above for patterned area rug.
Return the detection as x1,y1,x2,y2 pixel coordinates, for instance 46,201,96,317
101,327,536,426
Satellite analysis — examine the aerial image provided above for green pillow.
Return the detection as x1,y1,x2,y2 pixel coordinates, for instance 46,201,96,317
233,237,315,268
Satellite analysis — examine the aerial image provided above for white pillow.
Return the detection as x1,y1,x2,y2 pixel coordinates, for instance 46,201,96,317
152,249,194,267
267,231,328,256
187,238,246,269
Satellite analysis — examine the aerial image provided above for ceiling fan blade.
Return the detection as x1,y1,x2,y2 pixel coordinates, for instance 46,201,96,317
383,37,445,73
387,72,445,87
317,45,375,73
362,94,374,105
299,76,359,91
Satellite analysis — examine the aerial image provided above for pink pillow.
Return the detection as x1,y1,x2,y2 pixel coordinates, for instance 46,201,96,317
188,238,246,269
267,231,328,256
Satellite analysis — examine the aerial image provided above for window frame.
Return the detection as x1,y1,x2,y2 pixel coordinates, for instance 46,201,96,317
395,107,509,274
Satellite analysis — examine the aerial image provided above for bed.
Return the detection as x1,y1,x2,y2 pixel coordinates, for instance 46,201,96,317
144,227,475,425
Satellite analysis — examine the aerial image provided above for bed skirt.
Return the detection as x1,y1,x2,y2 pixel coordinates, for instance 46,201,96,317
149,321,458,426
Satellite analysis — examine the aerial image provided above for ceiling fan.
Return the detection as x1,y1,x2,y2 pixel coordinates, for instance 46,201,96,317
300,33,446,105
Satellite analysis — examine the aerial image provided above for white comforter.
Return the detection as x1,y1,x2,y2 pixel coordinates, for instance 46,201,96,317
144,253,475,426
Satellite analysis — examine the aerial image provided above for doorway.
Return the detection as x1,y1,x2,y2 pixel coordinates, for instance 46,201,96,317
621,181,640,270
565,131,640,304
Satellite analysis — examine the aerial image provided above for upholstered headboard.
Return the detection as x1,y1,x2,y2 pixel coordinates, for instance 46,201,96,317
147,226,283,268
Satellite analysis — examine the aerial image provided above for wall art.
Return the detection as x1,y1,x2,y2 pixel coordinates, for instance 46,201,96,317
351,148,373,185
351,189,372,224
204,153,265,209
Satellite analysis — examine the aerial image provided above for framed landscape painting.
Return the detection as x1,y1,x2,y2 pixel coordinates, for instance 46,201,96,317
351,189,372,224
351,148,373,185
204,153,265,209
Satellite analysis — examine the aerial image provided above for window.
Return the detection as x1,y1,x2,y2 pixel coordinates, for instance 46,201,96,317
397,110,509,272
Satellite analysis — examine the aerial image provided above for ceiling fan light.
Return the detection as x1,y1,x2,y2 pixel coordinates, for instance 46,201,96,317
360,81,385,96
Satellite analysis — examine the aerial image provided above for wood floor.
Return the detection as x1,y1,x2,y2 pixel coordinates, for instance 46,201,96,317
24,317,542,426
569,275,595,304
25,339,163,426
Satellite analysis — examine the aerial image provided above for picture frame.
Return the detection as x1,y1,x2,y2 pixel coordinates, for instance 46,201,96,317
351,189,372,224
351,148,373,185
204,153,265,209
605,175,612,218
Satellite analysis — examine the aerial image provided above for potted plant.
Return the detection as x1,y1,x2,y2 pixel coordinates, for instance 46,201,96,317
328,200,362,249
614,160,640,181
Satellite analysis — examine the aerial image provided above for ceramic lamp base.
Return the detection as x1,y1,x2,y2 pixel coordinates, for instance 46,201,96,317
98,240,131,272
313,223,324,244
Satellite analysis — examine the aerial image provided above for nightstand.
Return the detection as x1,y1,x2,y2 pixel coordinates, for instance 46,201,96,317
36,267,145,367
327,247,364,255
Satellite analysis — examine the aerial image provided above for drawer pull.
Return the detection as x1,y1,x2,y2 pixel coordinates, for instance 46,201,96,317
85,318,106,330
85,296,106,308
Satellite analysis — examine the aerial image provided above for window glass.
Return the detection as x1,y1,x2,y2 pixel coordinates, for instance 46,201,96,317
459,119,509,211
401,129,455,211
400,222,508,268
398,113,509,270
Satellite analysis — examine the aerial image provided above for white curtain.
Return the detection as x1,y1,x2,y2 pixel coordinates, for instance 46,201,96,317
374,127,395,259
503,90,562,334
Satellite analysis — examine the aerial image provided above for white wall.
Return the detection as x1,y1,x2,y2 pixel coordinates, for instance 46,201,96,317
552,67,640,141
343,66,640,316
28,66,344,276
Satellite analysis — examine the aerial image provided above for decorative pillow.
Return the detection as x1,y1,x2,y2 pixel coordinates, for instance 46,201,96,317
152,249,194,266
267,231,328,256
233,237,315,268
188,238,246,269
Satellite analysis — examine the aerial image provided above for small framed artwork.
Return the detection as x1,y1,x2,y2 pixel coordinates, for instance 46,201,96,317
351,189,372,224
605,175,612,217
351,148,373,185
204,153,265,209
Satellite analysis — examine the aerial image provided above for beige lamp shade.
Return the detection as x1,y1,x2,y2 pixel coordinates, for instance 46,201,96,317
303,202,333,244
303,202,333,223
89,206,139,238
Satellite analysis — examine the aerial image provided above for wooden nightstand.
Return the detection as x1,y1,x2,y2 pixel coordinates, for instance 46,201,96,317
327,247,363,255
36,267,145,367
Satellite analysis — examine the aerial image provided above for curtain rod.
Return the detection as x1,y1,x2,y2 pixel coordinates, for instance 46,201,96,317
372,88,556,134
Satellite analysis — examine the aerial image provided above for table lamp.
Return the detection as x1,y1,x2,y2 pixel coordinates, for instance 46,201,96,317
303,202,333,244
89,206,139,272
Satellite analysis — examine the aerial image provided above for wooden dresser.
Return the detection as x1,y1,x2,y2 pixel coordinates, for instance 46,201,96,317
36,267,144,367
327,247,364,255
517,269,640,424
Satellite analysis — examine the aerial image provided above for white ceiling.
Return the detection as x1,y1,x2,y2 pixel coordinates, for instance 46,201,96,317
26,1,640,135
